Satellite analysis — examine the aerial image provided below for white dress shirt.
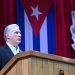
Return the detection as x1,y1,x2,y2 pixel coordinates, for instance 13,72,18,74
6,42,20,55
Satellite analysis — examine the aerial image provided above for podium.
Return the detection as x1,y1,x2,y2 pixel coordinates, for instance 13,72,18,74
0,51,75,75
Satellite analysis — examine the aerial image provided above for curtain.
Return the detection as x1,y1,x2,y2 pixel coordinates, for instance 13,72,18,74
0,0,16,45
54,0,75,58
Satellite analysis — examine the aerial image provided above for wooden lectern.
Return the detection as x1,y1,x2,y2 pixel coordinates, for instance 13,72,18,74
0,51,75,75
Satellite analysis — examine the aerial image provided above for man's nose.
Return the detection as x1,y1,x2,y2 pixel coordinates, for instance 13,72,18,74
18,33,21,37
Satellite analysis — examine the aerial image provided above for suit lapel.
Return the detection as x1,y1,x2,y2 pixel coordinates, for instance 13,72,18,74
4,44,14,60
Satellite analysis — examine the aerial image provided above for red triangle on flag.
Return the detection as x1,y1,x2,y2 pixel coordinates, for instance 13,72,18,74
21,0,52,36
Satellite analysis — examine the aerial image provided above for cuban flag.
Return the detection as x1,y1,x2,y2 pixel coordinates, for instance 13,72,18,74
16,0,55,54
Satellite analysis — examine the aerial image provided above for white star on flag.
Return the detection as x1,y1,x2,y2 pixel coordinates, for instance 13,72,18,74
31,6,42,20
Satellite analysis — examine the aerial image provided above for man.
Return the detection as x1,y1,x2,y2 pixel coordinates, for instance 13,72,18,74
0,24,22,70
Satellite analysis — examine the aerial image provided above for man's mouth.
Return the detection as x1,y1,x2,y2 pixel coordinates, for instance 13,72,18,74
17,38,21,41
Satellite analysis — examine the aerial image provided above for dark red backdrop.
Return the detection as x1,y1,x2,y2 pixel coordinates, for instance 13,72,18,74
0,0,16,45
54,0,75,58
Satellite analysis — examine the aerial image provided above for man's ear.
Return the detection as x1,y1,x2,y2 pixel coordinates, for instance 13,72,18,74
6,33,11,39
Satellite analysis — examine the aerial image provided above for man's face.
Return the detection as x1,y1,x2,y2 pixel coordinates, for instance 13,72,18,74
8,27,21,46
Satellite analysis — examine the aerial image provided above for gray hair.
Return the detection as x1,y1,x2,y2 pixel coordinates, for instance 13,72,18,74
4,24,19,41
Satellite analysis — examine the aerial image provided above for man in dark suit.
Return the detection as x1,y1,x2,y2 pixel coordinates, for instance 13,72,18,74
0,24,22,70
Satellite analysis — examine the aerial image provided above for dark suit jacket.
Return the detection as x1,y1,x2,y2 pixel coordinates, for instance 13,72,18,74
0,44,14,70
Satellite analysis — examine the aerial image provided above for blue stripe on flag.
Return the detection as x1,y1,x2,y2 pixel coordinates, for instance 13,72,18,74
33,34,40,51
47,3,55,54
16,0,25,50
